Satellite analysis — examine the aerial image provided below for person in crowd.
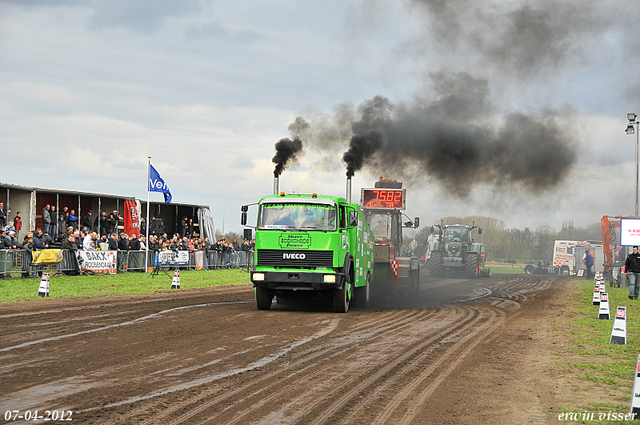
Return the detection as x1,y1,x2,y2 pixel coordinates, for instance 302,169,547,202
626,246,640,300
20,231,34,278
83,231,97,251
82,210,93,233
98,211,108,236
33,228,49,250
49,206,58,241
0,229,9,249
117,232,129,273
98,234,108,250
139,235,146,250
128,233,141,271
42,204,51,235
68,210,78,230
60,207,69,238
139,217,147,238
0,202,7,226
161,232,168,244
7,231,17,249
60,226,73,243
180,216,188,238
108,233,118,251
61,234,79,276
4,220,16,236
108,210,122,235
73,230,82,250
13,212,22,238
41,231,53,248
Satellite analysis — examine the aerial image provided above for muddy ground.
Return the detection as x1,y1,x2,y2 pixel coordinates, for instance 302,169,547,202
0,274,573,424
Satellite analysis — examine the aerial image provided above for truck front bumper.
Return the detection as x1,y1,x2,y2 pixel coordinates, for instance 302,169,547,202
252,271,345,291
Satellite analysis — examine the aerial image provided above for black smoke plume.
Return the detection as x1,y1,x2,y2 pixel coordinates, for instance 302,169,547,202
272,137,303,177
297,72,577,195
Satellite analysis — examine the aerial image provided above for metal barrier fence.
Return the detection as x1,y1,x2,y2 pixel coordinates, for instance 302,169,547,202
0,249,255,278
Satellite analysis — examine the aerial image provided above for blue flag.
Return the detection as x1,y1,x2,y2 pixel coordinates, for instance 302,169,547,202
149,163,172,204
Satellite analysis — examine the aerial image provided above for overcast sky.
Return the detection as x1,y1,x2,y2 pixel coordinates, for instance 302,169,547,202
2,0,640,235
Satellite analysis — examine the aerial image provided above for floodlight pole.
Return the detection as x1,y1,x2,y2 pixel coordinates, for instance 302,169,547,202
626,114,639,218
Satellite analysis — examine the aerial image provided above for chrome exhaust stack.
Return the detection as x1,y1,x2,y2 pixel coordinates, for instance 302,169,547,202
346,176,352,203
273,176,279,195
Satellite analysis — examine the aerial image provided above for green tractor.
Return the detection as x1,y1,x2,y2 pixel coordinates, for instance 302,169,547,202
427,219,489,278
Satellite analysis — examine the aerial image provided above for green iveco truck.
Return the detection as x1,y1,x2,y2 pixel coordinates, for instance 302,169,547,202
243,181,374,312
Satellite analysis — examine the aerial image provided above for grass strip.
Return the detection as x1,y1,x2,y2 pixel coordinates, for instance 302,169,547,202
0,269,251,304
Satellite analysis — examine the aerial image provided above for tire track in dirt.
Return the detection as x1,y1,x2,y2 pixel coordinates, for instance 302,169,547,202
124,308,448,425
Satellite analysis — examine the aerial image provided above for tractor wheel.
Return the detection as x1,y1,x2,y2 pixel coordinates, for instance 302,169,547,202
410,268,420,297
560,266,570,277
255,286,273,310
524,265,535,275
465,253,479,279
333,270,352,313
429,251,444,277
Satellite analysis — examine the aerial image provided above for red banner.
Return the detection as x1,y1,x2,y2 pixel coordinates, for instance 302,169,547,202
124,200,140,237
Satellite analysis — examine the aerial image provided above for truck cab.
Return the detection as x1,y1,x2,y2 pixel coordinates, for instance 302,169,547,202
248,193,373,312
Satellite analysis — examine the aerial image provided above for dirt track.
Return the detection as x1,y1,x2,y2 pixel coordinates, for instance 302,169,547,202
0,274,565,424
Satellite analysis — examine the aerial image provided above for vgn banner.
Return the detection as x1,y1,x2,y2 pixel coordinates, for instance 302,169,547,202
156,251,189,265
76,251,117,274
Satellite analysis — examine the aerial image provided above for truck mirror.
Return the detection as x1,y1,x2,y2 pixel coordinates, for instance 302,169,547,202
241,212,247,226
478,228,483,235
241,205,248,212
243,228,252,240
414,217,420,228
349,211,358,227
430,226,435,233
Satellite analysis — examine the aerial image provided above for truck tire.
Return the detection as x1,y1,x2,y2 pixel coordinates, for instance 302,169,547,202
334,270,351,313
560,266,570,277
256,286,273,310
524,265,535,275
429,251,444,277
354,272,370,309
465,252,479,279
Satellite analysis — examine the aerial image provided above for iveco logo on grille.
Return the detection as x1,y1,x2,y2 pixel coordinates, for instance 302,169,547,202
283,253,306,260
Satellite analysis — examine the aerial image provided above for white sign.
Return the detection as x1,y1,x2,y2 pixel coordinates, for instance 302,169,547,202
157,250,189,265
621,218,640,246
76,251,117,274
593,286,600,305
611,306,627,345
599,292,610,320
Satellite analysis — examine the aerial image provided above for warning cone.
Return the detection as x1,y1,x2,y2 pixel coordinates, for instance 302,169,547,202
593,285,601,305
171,270,180,289
610,306,627,345
599,292,610,320
37,273,50,297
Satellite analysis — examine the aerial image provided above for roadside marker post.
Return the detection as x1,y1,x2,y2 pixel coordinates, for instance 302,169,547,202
611,306,627,345
599,292,610,320
593,285,601,306
630,355,640,418
171,270,180,289
37,273,50,297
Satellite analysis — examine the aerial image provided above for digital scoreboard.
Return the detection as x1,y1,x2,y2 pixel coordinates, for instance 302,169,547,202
361,188,406,210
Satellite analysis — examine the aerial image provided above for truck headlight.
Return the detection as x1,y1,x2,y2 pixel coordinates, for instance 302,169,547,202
253,273,265,281
323,274,336,283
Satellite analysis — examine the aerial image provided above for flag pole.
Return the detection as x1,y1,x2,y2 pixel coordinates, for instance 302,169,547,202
145,156,151,273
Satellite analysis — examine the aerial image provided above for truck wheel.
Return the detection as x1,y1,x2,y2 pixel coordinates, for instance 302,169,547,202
334,274,351,313
465,253,479,279
560,266,570,277
429,251,444,277
524,265,535,275
354,272,370,309
256,286,273,310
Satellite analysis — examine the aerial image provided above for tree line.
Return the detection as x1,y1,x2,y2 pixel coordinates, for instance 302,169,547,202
412,216,602,263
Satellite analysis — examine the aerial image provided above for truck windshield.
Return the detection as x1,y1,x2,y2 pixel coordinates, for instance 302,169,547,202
445,227,467,243
367,213,391,240
258,203,337,231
